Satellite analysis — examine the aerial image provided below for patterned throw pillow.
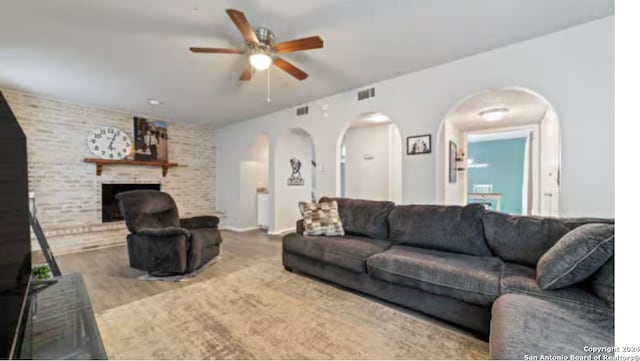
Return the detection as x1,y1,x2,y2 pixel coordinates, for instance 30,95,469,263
298,201,345,236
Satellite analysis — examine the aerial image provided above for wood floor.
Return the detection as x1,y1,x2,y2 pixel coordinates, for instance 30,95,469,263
46,229,477,342
50,230,283,313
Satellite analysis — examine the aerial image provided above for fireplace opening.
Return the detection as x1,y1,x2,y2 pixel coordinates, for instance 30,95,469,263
102,183,161,223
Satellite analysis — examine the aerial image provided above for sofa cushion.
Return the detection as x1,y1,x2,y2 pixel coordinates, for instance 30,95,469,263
366,246,502,306
483,211,570,267
490,294,614,360
180,216,220,229
537,223,614,290
319,197,394,240
190,228,223,247
388,204,491,256
500,263,609,310
298,200,345,236
588,257,614,307
187,229,220,272
282,233,391,273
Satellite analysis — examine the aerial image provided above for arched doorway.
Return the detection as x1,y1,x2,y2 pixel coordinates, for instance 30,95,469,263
273,128,316,233
238,133,270,230
336,112,402,203
436,87,560,216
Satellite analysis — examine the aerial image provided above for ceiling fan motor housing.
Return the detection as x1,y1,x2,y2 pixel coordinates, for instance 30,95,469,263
252,26,276,52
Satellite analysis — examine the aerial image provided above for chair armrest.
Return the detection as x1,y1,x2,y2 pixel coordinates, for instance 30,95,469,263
136,227,191,238
180,216,220,229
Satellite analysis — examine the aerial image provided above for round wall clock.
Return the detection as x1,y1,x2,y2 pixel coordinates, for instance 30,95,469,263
87,127,132,160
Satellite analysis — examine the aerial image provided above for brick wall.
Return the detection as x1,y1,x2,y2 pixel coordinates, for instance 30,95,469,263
3,90,217,254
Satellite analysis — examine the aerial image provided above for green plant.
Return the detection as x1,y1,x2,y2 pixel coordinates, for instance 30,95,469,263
32,264,52,280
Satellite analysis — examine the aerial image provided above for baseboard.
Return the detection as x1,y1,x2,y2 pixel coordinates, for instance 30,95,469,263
221,226,260,233
267,227,296,236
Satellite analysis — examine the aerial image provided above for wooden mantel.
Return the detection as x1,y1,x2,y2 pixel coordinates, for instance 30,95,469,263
84,158,179,177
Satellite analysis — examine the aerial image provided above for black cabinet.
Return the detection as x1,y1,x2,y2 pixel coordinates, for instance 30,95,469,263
20,274,107,360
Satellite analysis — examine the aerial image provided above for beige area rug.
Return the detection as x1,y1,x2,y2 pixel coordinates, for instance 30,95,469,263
96,262,489,359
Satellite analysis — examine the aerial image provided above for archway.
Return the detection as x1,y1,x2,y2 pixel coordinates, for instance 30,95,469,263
436,87,560,216
336,112,402,203
273,128,317,233
237,133,270,230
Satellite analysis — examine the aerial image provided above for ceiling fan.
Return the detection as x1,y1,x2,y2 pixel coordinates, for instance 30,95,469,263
190,8,324,81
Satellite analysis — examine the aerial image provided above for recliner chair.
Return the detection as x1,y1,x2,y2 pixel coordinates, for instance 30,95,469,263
116,190,222,275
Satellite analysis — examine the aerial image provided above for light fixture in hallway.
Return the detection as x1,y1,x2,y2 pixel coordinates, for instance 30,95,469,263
479,107,509,122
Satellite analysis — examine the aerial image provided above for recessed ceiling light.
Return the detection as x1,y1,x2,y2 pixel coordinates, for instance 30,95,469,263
148,99,162,106
479,107,509,122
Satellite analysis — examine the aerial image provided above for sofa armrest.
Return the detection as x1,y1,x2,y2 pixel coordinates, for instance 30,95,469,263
136,227,191,238
180,216,220,229
296,219,305,235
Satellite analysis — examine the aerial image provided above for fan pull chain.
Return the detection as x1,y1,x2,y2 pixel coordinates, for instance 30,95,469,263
266,66,271,103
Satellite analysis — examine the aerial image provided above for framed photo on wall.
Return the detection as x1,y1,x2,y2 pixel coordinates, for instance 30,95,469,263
449,140,457,183
406,134,432,155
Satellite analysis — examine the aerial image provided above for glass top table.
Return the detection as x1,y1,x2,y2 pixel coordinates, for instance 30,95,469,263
20,273,106,360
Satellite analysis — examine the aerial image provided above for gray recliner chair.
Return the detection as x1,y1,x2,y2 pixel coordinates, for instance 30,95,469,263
116,190,222,275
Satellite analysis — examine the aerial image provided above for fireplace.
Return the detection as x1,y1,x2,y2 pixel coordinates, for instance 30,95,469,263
102,183,160,223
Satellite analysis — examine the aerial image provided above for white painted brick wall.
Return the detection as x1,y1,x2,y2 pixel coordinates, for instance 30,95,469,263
3,90,218,254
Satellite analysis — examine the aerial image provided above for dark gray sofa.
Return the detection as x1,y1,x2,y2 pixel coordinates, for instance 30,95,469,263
282,197,614,359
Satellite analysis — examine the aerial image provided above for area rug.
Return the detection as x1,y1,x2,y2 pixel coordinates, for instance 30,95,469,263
137,255,222,282
96,262,489,359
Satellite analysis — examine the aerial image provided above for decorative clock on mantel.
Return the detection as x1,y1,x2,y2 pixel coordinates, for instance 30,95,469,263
87,127,133,160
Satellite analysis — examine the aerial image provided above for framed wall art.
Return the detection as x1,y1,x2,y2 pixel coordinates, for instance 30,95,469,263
406,134,431,155
449,140,457,183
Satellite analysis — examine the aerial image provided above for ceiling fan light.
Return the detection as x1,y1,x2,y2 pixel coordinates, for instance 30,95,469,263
479,107,509,122
250,53,272,71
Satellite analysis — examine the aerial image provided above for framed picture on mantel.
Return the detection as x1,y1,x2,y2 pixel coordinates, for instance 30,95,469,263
133,117,168,162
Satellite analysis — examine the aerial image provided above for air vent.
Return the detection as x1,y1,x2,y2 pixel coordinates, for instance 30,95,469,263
296,106,309,116
357,87,376,101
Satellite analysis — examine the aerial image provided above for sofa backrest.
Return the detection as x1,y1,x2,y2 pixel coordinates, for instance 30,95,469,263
587,256,614,308
482,211,569,267
319,197,394,240
482,211,615,267
387,204,492,256
557,217,615,230
116,190,181,232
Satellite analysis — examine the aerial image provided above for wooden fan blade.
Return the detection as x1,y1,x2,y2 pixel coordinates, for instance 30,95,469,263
240,62,253,81
190,47,243,54
226,9,259,44
273,58,308,81
275,36,324,54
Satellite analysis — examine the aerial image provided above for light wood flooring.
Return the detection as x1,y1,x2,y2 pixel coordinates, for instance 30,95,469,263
41,229,477,342
45,230,282,313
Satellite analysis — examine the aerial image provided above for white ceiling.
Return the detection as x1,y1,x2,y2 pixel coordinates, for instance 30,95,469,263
446,88,549,131
0,0,613,127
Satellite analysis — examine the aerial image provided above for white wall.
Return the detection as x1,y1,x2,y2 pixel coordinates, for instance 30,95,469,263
273,129,314,233
237,134,269,230
217,17,614,229
343,124,390,201
539,110,561,216
388,123,403,203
